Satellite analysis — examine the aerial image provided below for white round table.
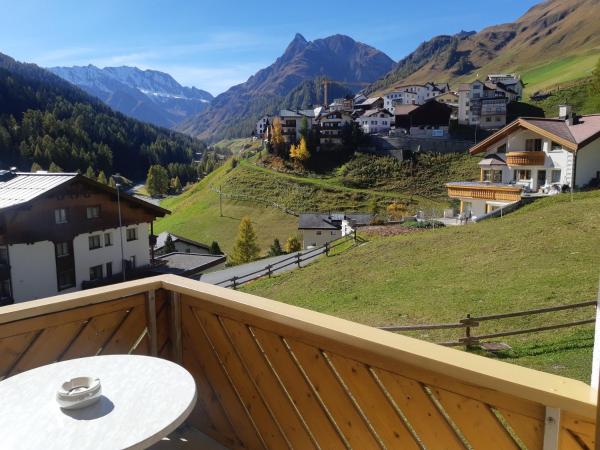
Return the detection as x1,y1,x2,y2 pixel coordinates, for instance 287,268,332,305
0,355,197,450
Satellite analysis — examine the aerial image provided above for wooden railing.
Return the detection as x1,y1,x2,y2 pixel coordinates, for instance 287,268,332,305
0,275,597,449
447,184,523,202
507,151,546,166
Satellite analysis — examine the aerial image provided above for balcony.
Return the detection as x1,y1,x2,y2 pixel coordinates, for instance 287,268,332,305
0,275,596,449
507,151,546,166
447,182,523,202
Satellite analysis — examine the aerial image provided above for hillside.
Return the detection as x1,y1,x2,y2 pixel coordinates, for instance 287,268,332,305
243,191,600,381
49,65,213,128
155,153,479,254
368,0,600,96
176,34,395,141
0,52,206,180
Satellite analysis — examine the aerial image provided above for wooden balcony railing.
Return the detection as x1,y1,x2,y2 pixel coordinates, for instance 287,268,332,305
0,275,596,449
507,151,546,166
447,184,523,202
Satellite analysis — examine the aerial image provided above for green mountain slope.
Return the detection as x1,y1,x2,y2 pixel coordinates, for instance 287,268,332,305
0,52,205,180
244,191,600,381
369,0,600,96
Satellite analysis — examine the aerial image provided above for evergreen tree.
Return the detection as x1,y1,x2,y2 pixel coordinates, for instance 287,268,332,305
164,234,176,253
229,217,260,265
146,165,170,196
284,235,302,253
48,162,63,173
109,176,117,189
30,162,43,172
171,176,182,192
268,238,284,257
97,170,107,185
209,241,222,255
85,166,95,179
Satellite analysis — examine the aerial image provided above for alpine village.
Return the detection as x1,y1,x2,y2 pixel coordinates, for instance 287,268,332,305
2,0,600,448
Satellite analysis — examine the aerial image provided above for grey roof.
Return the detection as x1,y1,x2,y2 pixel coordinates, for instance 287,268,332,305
298,212,373,230
0,172,77,209
154,253,226,275
155,231,210,251
479,154,507,167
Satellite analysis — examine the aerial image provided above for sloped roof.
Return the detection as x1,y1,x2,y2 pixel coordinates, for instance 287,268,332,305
155,232,210,251
363,108,393,118
393,105,419,116
298,212,373,230
154,253,225,275
479,154,507,167
360,97,383,106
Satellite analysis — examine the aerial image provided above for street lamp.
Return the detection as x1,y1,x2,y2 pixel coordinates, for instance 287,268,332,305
115,179,126,282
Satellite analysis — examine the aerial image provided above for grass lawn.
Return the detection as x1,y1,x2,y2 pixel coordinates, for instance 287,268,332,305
243,191,600,382
214,138,263,155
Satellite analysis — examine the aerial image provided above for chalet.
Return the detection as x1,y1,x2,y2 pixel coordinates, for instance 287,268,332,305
0,171,168,303
354,96,384,112
447,106,600,218
298,212,372,249
255,115,271,139
384,82,450,114
395,100,452,137
356,108,394,134
317,111,353,145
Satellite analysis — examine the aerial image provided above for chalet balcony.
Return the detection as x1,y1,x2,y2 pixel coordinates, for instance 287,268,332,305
447,182,523,202
0,275,596,449
507,151,546,166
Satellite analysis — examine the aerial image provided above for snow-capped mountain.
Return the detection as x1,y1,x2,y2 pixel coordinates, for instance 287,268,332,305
49,65,213,128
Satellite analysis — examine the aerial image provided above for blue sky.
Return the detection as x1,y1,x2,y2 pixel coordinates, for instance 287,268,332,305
0,0,540,95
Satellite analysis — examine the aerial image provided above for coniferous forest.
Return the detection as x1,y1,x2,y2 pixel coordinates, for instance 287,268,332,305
0,52,207,182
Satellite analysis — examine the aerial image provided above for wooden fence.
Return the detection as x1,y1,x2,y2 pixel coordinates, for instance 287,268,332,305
380,300,597,347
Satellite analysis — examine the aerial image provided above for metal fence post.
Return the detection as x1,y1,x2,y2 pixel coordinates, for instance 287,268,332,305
232,276,237,290
267,265,272,278
325,242,329,256
465,314,472,348
297,253,301,268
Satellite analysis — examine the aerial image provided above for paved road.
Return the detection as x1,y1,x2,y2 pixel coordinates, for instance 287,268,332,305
127,184,162,206
199,246,327,287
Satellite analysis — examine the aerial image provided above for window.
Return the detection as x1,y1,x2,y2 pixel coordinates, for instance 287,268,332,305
104,233,113,247
89,265,103,281
126,228,137,241
316,231,322,236
106,262,112,278
526,139,542,152
56,242,70,258
58,269,75,291
482,170,502,183
551,169,562,183
497,143,507,153
86,206,100,219
54,208,68,224
514,170,532,181
551,141,562,151
89,235,101,250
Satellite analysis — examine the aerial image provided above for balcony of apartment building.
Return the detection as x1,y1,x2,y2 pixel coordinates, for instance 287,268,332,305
0,274,596,449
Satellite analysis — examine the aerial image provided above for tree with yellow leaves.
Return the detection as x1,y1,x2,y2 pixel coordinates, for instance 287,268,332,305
290,136,310,162
387,202,408,221
270,117,285,156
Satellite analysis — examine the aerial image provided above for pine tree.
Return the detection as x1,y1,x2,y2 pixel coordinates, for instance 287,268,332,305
85,166,95,179
229,217,260,265
146,165,170,196
164,234,176,253
209,241,222,255
97,170,107,185
48,162,63,173
268,238,284,256
30,162,43,172
284,235,302,253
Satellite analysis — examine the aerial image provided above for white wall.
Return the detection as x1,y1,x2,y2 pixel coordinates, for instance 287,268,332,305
575,139,600,187
73,224,150,288
302,229,341,249
10,241,65,302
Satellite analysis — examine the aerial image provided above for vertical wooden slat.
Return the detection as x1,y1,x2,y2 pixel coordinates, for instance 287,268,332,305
327,352,422,450
221,317,318,450
432,387,520,449
170,291,182,364
374,368,467,450
145,290,158,356
286,337,383,450
192,308,290,449
182,301,266,449
498,407,545,450
251,327,348,450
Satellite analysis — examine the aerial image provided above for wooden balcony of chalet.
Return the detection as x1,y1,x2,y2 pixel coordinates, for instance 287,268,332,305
447,182,523,203
0,275,597,449
506,151,546,166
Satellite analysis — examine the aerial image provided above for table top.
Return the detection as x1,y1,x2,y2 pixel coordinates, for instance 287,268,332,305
0,355,197,450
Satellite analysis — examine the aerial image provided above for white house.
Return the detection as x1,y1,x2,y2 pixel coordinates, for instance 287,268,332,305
255,115,271,138
447,106,600,218
384,82,450,114
356,108,394,134
298,213,372,249
0,171,168,303
317,111,354,145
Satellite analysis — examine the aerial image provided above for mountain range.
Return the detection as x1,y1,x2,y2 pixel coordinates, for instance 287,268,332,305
368,0,600,94
49,65,213,128
175,34,396,141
